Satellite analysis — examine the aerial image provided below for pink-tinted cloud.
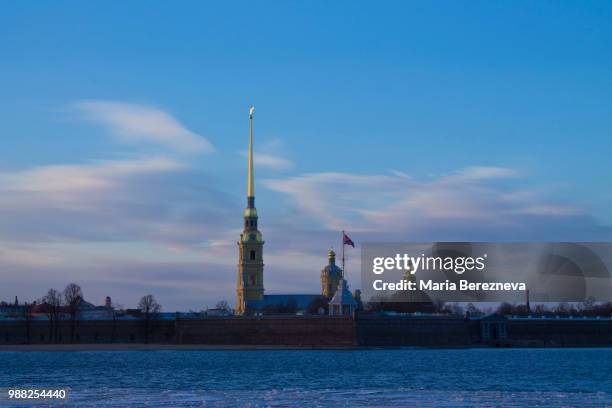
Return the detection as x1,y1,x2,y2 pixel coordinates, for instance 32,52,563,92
75,101,213,153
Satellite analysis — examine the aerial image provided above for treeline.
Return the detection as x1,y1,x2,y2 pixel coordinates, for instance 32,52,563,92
2,283,162,344
363,298,612,317
496,299,612,317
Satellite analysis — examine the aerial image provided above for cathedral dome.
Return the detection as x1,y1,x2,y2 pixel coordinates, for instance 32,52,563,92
321,249,342,277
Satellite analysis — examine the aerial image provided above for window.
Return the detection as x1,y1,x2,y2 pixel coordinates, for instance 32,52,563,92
250,275,256,285
250,250,256,260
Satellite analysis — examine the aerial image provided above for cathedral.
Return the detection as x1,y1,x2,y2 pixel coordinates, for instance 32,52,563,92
235,107,357,315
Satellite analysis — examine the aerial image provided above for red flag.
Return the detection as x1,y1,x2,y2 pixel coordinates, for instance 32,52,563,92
342,232,355,248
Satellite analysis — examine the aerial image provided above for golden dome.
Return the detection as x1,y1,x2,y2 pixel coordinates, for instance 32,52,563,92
328,249,336,260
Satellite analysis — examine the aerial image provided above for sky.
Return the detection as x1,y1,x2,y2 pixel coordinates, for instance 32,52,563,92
1,1,611,310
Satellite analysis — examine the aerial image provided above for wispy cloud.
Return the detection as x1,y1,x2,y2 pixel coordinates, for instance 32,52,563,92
0,157,184,195
74,101,213,153
0,158,234,244
239,151,294,170
264,166,607,241
455,166,520,180
255,152,293,170
239,138,294,170
264,172,394,228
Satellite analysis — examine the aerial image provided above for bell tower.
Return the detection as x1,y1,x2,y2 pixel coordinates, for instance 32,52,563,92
236,106,264,314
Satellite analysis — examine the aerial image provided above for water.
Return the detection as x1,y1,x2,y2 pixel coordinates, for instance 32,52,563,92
0,348,611,407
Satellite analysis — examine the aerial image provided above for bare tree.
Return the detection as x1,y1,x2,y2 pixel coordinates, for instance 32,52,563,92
41,289,62,343
465,303,480,316
215,300,231,312
138,294,161,344
63,283,83,343
581,296,596,311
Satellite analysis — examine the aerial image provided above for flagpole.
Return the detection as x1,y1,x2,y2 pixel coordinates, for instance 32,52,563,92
341,230,345,280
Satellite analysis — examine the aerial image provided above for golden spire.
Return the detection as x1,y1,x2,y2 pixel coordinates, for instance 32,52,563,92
248,106,255,198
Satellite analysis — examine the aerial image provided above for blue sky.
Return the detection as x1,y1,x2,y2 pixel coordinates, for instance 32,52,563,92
1,1,611,310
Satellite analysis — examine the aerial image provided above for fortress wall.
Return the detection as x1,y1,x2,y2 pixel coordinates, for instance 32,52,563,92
356,315,474,347
0,320,177,344
2,317,611,347
507,319,612,347
0,317,356,346
176,316,355,346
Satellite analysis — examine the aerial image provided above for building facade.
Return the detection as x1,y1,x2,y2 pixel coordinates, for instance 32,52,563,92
329,279,358,316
